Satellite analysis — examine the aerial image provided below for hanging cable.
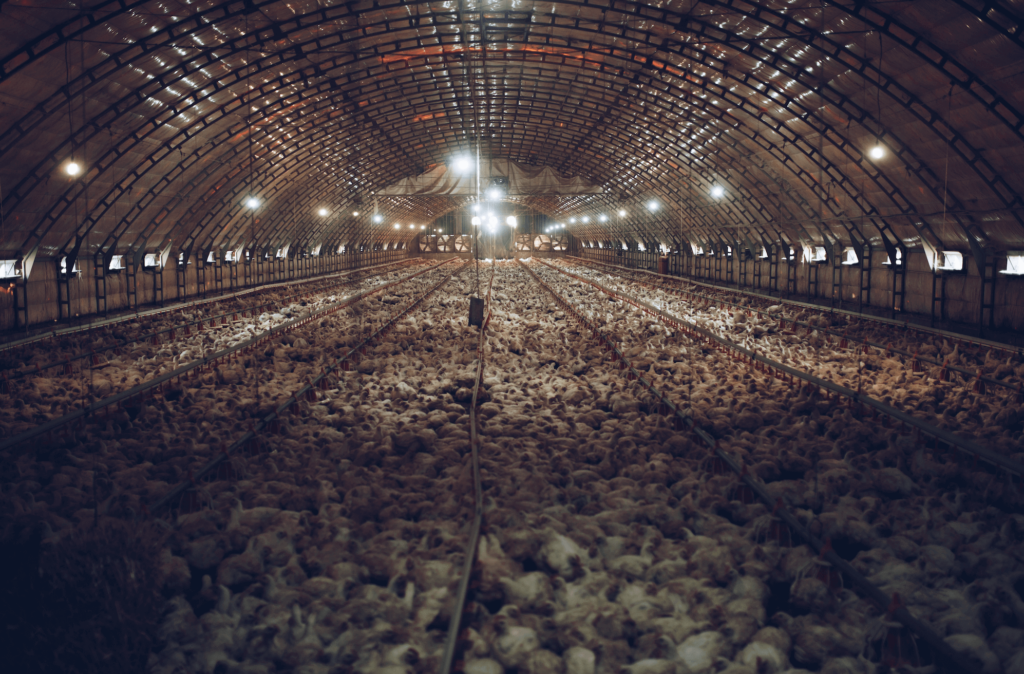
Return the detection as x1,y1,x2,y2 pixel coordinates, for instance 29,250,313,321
819,2,827,253
876,31,884,144
940,84,953,237
245,10,259,408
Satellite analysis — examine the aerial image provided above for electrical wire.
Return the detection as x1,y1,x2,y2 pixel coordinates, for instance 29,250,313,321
940,84,952,244
246,10,260,408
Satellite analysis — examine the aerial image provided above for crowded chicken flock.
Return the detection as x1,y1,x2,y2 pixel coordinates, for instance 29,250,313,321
1,258,1022,674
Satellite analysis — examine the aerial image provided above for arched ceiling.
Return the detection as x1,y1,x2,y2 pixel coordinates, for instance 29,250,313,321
1,0,1023,263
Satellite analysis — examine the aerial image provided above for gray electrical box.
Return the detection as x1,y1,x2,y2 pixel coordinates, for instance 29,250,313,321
468,296,484,327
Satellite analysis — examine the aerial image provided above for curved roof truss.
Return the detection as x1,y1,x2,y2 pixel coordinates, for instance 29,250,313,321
0,0,1022,265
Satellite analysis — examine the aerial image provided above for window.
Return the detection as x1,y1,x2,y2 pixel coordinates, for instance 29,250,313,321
60,256,80,275
638,242,646,252
842,247,859,265
143,253,158,268
935,251,964,271
207,251,215,263
883,248,903,266
692,244,704,255
225,250,235,262
809,246,827,263
621,243,628,251
1003,253,1024,275
759,247,768,259
109,255,124,271
660,243,669,254
0,260,20,278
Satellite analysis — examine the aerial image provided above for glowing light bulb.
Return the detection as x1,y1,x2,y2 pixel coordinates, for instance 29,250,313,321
869,145,885,160
710,185,725,198
581,216,590,223
373,214,383,223
506,216,517,228
618,209,627,217
599,214,607,222
352,211,359,216
453,156,473,172
65,161,81,176
394,223,400,229
318,208,328,216
472,216,481,226
246,197,259,209
647,200,659,212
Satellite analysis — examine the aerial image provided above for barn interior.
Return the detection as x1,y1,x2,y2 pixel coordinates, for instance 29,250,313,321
1,2,1024,674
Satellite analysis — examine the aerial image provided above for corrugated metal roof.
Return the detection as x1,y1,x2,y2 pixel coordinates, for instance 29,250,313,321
0,0,1022,264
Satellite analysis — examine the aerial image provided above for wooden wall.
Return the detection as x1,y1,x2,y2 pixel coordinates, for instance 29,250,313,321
578,247,1024,332
0,249,410,332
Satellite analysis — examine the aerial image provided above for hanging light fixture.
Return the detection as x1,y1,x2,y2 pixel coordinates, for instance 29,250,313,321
869,34,886,162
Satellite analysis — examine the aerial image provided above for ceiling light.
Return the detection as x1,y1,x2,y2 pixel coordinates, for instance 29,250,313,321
710,185,725,198
318,208,328,216
487,187,502,200
353,211,359,216
453,155,473,173
506,216,517,228
373,214,383,223
569,217,576,223
409,224,416,229
869,144,885,160
582,216,590,223
599,214,607,222
65,161,82,176
618,209,627,217
246,197,259,209
420,225,425,229
472,216,481,226
647,200,659,212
